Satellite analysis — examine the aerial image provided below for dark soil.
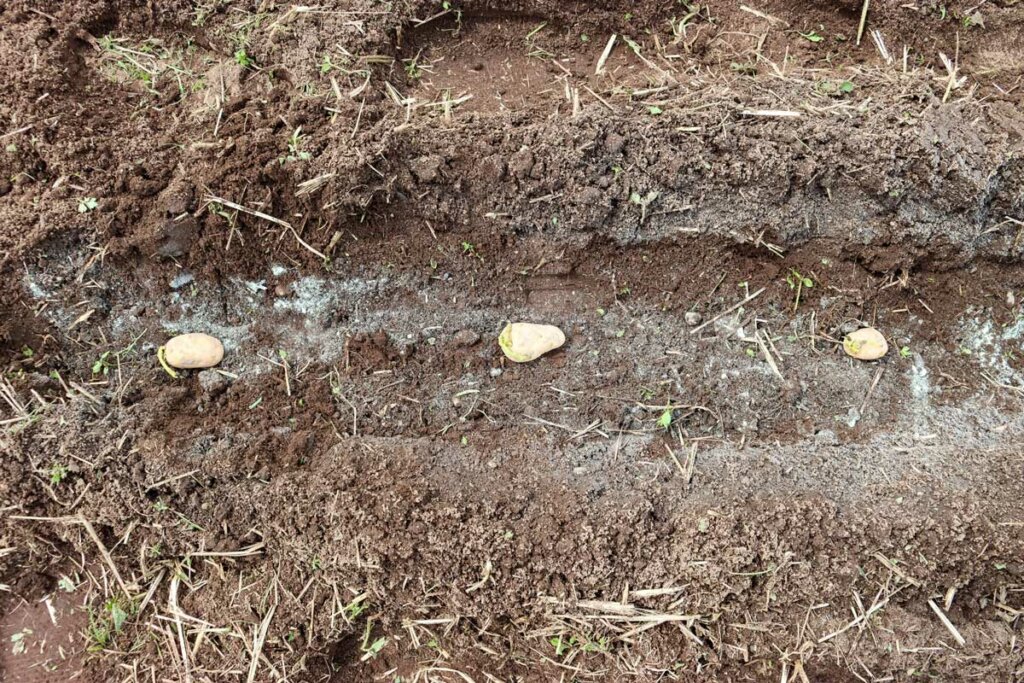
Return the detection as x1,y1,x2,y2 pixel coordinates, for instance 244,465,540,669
2,1,1024,681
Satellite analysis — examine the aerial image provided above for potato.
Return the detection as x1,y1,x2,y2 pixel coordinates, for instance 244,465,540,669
842,327,888,361
163,333,225,369
498,323,565,363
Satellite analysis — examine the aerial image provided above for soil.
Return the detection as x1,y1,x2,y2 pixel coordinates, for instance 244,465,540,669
2,1,1024,682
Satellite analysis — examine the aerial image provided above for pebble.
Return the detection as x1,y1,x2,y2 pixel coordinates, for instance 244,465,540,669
164,333,224,369
814,429,839,446
452,329,480,347
498,322,565,363
198,369,231,396
842,327,888,361
684,311,702,326
838,320,862,336
170,272,194,290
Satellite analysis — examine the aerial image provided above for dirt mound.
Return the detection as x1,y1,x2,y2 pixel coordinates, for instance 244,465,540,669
2,0,1024,681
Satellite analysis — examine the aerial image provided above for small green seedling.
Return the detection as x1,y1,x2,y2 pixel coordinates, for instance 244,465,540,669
403,50,425,80
648,105,664,115
49,463,68,485
786,269,814,311
87,598,133,651
551,635,572,657
550,633,609,658
92,351,114,376
11,628,32,655
281,128,312,164
78,197,99,213
899,346,912,358
657,408,674,429
343,596,368,622
817,80,855,96
799,30,824,42
630,190,660,224
234,49,253,67
461,241,483,261
359,621,387,662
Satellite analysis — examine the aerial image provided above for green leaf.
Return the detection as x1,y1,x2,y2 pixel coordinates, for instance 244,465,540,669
107,601,128,631
657,409,673,429
364,636,387,657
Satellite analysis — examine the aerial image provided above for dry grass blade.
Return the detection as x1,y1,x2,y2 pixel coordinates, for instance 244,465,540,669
856,0,871,45
189,543,265,559
247,601,278,683
927,599,966,645
595,34,617,75
205,195,291,228
79,516,133,600
690,287,766,334
0,379,31,428
205,194,327,260
740,109,801,118
296,172,336,196
169,574,194,683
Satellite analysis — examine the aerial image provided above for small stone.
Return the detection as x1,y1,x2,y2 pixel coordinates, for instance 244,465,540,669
452,329,480,347
489,367,503,378
685,311,702,326
604,132,626,154
814,429,839,446
843,327,888,361
164,333,224,369
480,155,506,183
158,216,197,258
198,370,230,396
170,272,194,290
509,147,535,179
838,320,862,336
409,155,444,183
578,187,602,205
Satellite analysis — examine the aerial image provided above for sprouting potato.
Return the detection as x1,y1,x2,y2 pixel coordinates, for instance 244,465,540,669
498,323,565,363
163,333,225,369
842,327,888,361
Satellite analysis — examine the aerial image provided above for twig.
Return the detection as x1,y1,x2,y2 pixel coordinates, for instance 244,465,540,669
247,602,278,683
79,516,132,600
927,599,966,646
741,109,801,118
856,0,871,46
689,288,766,334
595,34,617,75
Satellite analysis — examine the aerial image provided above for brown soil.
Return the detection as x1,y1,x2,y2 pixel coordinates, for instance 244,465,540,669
2,1,1024,681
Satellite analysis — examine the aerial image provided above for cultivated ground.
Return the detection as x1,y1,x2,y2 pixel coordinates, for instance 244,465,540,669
1,1,1023,681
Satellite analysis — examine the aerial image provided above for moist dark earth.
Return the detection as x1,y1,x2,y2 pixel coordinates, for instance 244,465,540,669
1,1,1024,681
